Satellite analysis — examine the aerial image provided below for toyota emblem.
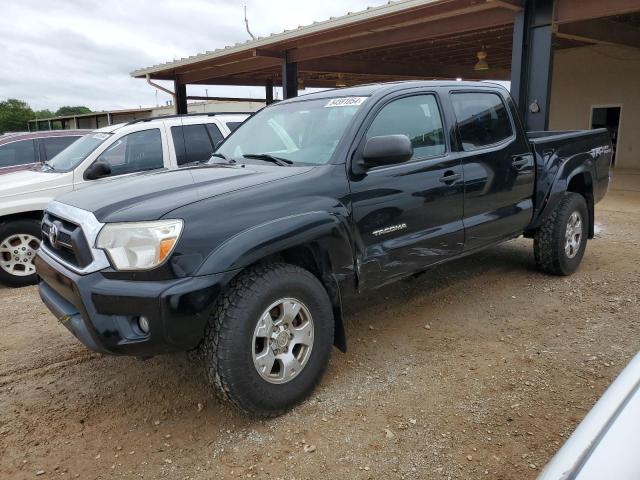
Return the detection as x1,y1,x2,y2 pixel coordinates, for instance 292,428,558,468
49,223,59,248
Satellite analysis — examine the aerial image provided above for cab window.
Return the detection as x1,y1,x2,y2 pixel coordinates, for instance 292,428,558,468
95,129,163,175
366,94,445,160
451,92,513,150
171,124,223,166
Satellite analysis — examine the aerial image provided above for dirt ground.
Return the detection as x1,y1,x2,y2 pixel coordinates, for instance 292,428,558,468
1,172,639,480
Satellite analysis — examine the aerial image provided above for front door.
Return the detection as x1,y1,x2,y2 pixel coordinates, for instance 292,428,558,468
349,92,464,288
450,91,535,250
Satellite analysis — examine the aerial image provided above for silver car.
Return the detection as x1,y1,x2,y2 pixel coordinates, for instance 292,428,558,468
539,352,640,479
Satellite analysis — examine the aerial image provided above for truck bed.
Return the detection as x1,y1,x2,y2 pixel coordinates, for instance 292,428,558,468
527,128,613,232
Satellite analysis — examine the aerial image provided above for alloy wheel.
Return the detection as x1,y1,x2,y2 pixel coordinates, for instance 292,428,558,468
0,234,40,277
252,298,314,384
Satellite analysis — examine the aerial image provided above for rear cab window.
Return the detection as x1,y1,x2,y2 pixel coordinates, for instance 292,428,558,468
451,92,514,150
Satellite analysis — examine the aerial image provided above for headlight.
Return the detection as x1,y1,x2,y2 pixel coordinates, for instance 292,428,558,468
96,220,183,271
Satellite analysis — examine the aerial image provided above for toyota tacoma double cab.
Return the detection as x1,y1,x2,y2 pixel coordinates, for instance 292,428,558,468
0,113,247,287
35,81,612,416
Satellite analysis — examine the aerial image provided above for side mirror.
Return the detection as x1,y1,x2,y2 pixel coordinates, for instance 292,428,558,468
84,160,112,180
361,134,413,169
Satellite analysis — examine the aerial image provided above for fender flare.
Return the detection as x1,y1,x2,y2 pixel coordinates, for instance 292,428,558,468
195,211,355,276
532,154,595,236
195,211,357,352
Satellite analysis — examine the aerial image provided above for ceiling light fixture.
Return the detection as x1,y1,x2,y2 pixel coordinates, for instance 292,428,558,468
474,47,489,71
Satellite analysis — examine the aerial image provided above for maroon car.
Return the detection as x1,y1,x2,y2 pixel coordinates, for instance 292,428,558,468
0,130,89,175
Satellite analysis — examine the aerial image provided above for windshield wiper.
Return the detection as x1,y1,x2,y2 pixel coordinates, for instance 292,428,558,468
242,153,293,167
41,161,56,172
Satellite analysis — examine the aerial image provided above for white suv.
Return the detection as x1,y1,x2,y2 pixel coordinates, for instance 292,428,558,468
0,113,248,287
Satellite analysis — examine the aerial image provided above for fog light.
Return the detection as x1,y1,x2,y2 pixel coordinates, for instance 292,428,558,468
137,316,150,334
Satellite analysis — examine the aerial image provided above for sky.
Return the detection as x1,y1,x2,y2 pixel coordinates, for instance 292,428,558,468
0,0,395,112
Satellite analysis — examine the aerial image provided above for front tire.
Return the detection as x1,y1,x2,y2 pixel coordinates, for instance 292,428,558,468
203,263,334,417
0,219,41,288
534,192,589,276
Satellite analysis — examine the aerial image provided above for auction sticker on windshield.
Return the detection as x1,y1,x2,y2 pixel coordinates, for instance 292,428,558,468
325,97,367,108
92,133,110,140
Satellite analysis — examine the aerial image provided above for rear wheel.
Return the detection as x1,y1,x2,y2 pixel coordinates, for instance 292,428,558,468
534,192,589,276
203,262,334,417
0,219,41,287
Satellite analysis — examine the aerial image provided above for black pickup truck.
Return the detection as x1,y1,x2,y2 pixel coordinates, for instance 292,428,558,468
35,81,612,416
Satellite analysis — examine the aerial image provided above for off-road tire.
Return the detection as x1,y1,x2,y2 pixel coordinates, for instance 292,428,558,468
0,219,41,288
203,262,334,417
534,192,589,276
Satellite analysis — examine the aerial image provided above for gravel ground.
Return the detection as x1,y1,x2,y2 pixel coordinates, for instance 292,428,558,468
1,172,639,480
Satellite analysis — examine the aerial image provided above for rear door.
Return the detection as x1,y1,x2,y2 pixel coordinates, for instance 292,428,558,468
349,90,464,287
170,120,224,167
450,90,534,250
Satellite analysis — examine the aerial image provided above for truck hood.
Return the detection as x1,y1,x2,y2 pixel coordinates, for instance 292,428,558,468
0,170,69,199
56,164,313,223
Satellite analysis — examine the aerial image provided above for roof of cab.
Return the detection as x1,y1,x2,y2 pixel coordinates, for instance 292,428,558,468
0,129,89,146
94,112,251,134
280,80,509,104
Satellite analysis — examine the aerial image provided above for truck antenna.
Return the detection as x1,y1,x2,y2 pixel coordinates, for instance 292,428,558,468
244,6,256,40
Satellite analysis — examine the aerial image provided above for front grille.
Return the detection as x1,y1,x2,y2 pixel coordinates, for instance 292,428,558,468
41,213,93,269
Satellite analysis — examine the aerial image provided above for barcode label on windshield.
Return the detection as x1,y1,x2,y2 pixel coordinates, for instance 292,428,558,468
324,97,367,108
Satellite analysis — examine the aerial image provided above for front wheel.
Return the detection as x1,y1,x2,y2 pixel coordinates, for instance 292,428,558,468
0,219,41,287
203,263,334,417
534,192,589,276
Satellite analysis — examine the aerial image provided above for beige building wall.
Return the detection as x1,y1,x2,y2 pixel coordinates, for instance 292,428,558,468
151,100,264,117
549,44,640,171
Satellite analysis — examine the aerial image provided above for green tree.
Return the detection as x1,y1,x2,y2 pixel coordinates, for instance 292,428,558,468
55,106,92,116
0,99,34,134
35,109,55,119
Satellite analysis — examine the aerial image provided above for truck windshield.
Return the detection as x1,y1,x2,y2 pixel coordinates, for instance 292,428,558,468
48,132,112,172
216,97,366,165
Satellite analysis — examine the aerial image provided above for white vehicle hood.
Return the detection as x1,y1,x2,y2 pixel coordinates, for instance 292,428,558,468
0,170,71,199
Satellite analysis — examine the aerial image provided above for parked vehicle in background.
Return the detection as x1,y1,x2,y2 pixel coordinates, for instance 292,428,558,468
539,352,640,480
0,130,88,175
35,81,612,416
0,113,248,287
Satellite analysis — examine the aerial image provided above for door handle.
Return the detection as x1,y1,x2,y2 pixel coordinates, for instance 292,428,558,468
512,156,529,169
439,171,461,184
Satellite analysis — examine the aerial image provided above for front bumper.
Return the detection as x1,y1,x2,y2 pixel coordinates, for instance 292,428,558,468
35,248,238,356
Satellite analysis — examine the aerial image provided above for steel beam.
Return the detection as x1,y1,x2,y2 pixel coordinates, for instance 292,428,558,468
174,79,188,114
178,57,280,84
265,79,274,104
556,18,640,49
281,55,298,100
299,58,511,80
555,0,640,24
510,0,555,131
